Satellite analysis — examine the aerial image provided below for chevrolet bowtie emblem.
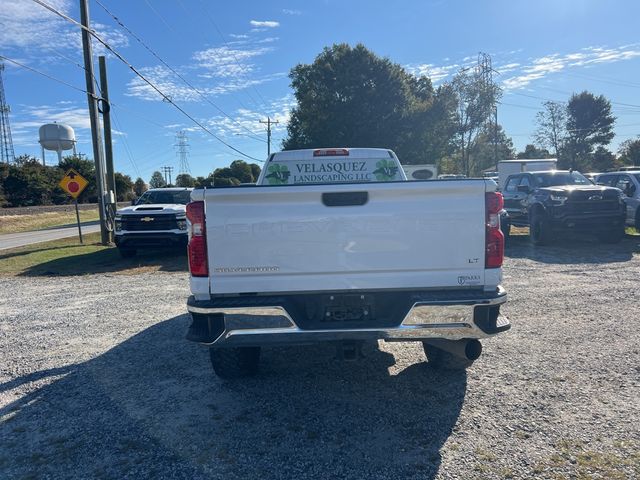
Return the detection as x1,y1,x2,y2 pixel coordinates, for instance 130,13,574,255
140,216,155,222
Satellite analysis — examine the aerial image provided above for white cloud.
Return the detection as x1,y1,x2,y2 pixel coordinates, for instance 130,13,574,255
282,9,302,15
405,63,459,82
193,45,273,78
203,95,296,139
249,20,280,28
502,45,640,89
0,0,128,55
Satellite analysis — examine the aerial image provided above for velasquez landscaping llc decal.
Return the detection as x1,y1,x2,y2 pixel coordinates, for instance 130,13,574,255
266,159,400,185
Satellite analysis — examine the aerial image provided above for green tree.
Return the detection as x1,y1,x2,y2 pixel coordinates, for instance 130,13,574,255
133,177,147,196
591,147,618,172
534,101,566,159
618,137,640,166
451,68,502,176
565,91,615,170
470,124,515,174
283,43,457,164
175,173,196,187
210,160,261,186
194,176,211,188
149,171,166,188
114,173,134,201
516,144,552,159
2,155,64,207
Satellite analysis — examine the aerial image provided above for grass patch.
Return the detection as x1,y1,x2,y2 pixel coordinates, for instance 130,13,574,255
533,438,640,479
0,232,187,276
0,209,100,234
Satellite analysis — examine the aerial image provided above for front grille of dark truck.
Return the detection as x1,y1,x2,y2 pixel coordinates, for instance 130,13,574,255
566,191,620,213
122,214,178,231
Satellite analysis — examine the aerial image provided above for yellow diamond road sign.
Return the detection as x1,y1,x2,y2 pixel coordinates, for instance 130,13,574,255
59,168,89,199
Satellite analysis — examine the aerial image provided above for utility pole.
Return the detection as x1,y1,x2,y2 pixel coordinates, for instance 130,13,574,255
98,56,117,227
162,165,174,186
80,0,110,245
259,117,279,156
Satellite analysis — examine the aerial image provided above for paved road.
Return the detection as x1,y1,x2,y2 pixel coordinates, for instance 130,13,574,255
0,221,101,250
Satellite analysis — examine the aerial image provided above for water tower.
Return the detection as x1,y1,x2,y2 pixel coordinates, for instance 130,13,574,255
39,122,77,165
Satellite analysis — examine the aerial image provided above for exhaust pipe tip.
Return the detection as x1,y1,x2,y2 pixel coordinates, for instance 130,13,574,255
464,339,482,361
423,338,483,361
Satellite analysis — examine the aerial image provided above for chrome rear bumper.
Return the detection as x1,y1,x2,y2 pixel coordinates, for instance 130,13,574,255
186,287,509,347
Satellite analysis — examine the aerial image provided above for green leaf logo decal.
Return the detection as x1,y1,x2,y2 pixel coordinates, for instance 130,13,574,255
372,159,399,181
265,164,291,185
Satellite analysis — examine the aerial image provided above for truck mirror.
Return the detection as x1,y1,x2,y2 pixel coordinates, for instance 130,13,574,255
517,185,530,193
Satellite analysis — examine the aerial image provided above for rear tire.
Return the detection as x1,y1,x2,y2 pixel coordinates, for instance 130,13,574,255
501,217,511,244
422,342,475,370
210,347,261,379
530,211,552,246
118,247,136,258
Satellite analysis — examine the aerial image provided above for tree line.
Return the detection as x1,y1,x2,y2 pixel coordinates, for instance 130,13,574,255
0,155,140,208
283,43,640,174
147,160,261,189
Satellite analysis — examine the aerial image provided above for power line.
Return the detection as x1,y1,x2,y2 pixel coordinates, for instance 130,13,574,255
193,0,271,113
109,107,141,177
0,54,90,95
30,0,263,162
93,0,267,144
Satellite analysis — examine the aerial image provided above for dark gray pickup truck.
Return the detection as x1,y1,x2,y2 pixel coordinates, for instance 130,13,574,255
501,170,626,245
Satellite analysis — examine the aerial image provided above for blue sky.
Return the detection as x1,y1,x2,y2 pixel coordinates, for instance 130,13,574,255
2,0,640,181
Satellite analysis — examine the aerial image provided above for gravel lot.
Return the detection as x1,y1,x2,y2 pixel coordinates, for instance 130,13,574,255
1,235,639,479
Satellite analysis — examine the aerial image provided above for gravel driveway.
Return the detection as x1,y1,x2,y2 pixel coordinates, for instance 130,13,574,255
1,235,639,479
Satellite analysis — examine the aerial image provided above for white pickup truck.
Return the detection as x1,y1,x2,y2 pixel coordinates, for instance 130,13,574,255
186,148,509,378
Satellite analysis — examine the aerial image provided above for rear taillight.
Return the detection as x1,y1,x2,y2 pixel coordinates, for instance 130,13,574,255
485,192,504,268
186,201,208,277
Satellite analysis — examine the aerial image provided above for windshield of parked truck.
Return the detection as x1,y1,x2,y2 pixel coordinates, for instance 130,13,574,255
135,190,191,205
533,172,591,187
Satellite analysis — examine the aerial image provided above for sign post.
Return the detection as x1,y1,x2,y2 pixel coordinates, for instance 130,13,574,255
59,168,89,244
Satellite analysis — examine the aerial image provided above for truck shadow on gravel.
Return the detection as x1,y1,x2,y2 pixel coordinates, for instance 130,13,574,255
16,248,188,276
0,315,465,480
505,234,640,264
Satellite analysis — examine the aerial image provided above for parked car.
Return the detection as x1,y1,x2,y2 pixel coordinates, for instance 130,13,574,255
185,148,509,378
583,172,600,183
501,170,626,245
596,170,640,232
114,187,193,257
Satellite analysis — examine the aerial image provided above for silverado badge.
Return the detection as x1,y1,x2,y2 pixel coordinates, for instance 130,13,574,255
140,216,155,222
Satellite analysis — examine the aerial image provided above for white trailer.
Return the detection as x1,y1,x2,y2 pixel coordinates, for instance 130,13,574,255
497,159,557,189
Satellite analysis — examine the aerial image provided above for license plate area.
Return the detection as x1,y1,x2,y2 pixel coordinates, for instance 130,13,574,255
322,294,374,323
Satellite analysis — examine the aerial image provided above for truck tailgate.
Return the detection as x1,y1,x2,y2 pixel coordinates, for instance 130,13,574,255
204,181,489,294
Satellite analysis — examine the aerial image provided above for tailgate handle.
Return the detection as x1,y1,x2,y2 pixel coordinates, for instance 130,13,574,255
322,191,369,207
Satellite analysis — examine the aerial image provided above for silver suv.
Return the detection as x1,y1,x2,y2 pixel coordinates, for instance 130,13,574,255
597,171,640,231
